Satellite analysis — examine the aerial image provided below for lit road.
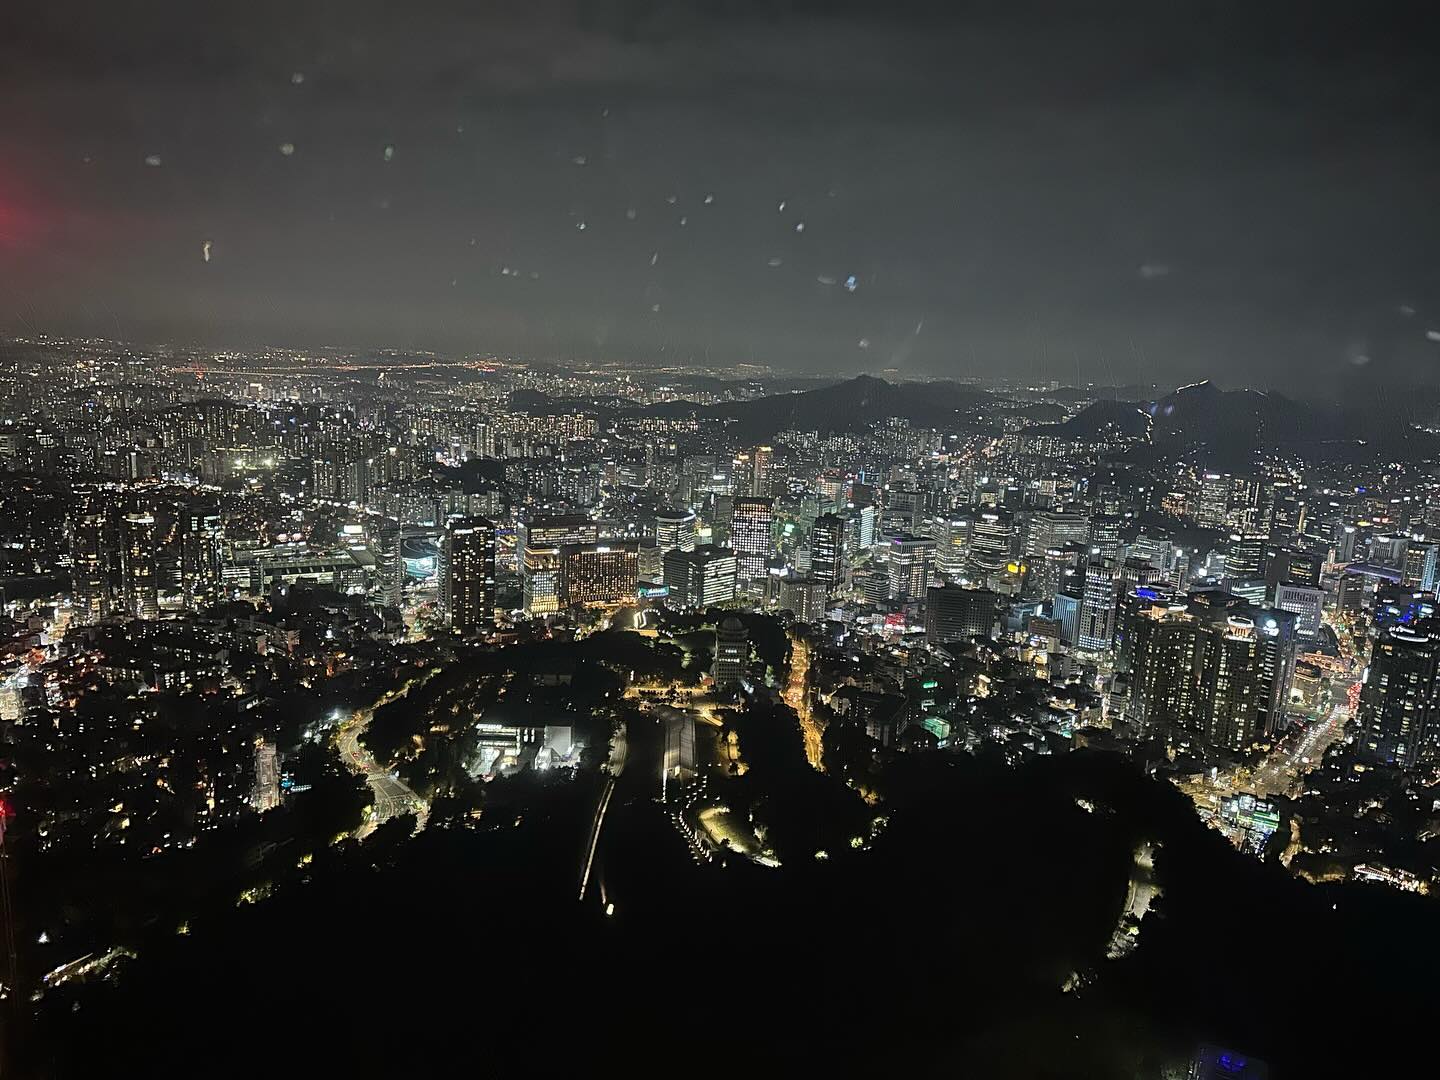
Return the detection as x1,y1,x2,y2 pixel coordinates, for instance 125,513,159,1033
1245,703,1350,799
783,634,824,770
334,679,430,836
579,720,627,902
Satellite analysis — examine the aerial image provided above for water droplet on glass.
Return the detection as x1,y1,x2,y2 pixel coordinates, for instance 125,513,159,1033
858,338,871,349
679,216,688,226
650,252,659,266
201,240,213,263
703,194,714,205
625,208,637,221
383,145,395,162
844,275,858,292
571,154,587,166
666,194,678,205
144,154,163,167
279,142,296,156
290,72,306,86
767,257,783,268
576,221,587,231
1426,330,1440,343
794,221,805,233
651,304,662,313
777,201,786,212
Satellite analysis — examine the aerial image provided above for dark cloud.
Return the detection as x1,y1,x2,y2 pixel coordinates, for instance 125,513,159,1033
3,1,1440,394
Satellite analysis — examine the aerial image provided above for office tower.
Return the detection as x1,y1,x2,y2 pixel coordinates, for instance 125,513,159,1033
713,616,750,687
1088,514,1123,563
662,545,738,610
932,515,970,579
1027,542,1083,604
731,496,774,580
560,542,639,607
637,539,662,584
371,518,403,608
1335,523,1359,564
1264,546,1322,595
1247,608,1297,740
68,492,113,623
654,507,697,555
1403,541,1439,590
924,585,998,644
809,513,846,594
1357,624,1440,770
1052,589,1082,646
178,505,222,610
443,517,496,632
968,508,1015,576
120,511,159,619
1273,583,1324,639
881,483,921,536
749,445,774,497
1370,533,1409,571
1225,534,1268,581
1198,472,1230,527
522,514,599,615
1025,509,1089,559
1129,530,1173,570
887,535,936,603
779,575,828,624
1227,475,1271,534
856,504,878,549
1077,558,1117,652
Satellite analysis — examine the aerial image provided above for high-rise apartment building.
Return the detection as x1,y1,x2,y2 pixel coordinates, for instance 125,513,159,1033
444,516,496,632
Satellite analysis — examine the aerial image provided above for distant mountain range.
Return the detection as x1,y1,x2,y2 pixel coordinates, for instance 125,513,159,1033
510,373,1440,460
511,375,992,440
621,374,993,441
1031,379,1440,465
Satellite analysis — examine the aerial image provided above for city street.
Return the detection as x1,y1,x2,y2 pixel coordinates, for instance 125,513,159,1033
335,695,429,836
1245,703,1350,799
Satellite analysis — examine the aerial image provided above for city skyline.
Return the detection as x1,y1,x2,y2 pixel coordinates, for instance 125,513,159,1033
5,5,1440,1076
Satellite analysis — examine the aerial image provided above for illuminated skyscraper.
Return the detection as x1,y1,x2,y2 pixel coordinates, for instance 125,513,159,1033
809,513,846,594
1078,558,1116,652
924,585,998,643
68,491,113,623
749,445,775,497
887,535,936,603
932,516,970,579
663,545,738,609
120,512,159,619
714,616,750,687
654,507,697,555
731,496,774,580
1025,509,1088,559
968,509,1015,577
444,516,496,632
560,542,639,607
371,517,403,608
522,514,599,614
1357,624,1440,771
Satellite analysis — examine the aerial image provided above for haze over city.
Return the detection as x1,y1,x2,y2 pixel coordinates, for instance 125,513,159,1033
4,2,1440,392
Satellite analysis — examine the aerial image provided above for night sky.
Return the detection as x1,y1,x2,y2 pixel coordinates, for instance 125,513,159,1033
3,1,1440,392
